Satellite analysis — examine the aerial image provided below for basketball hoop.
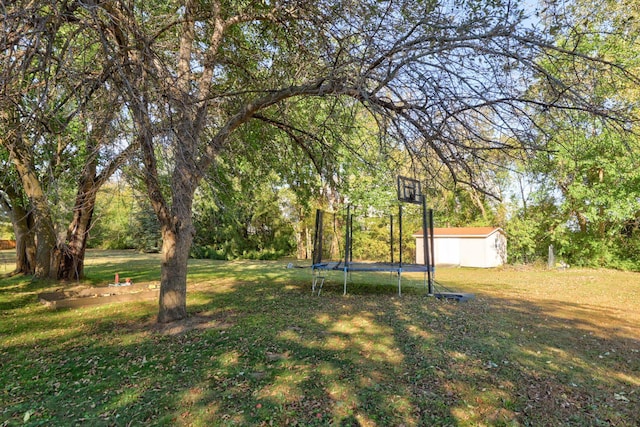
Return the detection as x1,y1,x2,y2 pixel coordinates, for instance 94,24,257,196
397,176,423,204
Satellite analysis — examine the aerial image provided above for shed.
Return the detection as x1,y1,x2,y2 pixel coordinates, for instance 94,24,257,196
0,240,16,250
413,227,507,268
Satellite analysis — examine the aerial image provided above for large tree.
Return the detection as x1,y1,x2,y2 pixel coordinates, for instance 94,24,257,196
1,1,137,279
79,0,636,322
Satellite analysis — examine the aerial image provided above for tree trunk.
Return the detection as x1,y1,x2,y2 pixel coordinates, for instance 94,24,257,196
12,204,36,275
157,173,197,323
57,168,98,280
157,207,195,323
25,175,58,279
57,193,96,281
597,168,606,239
0,184,36,275
468,187,488,221
296,226,308,259
3,106,56,278
576,211,588,234
157,227,191,323
7,141,58,279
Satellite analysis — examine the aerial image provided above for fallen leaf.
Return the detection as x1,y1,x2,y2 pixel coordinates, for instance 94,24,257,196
614,393,630,403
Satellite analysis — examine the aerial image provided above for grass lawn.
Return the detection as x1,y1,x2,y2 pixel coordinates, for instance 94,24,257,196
1,249,639,426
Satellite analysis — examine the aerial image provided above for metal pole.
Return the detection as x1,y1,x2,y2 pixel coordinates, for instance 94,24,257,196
344,267,348,295
422,197,433,295
313,209,323,265
349,210,353,265
429,208,435,279
345,205,351,264
344,205,350,295
399,204,403,267
390,214,394,264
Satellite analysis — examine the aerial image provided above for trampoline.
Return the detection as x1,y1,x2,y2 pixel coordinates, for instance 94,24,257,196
311,176,436,296
311,261,434,296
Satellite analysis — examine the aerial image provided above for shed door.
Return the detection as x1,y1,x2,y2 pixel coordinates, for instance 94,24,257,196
435,238,460,265
459,237,486,267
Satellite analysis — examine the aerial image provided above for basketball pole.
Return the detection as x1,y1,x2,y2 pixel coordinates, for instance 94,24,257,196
429,208,435,282
422,196,434,295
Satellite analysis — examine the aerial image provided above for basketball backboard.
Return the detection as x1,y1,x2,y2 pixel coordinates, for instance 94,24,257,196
397,176,423,204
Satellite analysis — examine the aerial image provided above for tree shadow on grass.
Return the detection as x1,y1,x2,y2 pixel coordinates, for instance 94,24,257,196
385,295,639,425
2,265,639,426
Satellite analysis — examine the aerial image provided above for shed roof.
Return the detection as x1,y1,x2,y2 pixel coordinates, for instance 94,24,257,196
413,227,504,238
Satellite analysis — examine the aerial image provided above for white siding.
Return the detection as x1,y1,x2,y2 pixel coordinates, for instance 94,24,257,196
434,237,461,265
416,236,460,265
484,232,507,267
414,229,507,268
459,237,487,267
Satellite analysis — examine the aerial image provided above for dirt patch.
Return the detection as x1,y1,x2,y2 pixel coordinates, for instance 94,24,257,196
150,311,237,336
38,283,161,309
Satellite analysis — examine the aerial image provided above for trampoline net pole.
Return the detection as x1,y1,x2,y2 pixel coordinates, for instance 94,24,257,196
349,210,353,264
399,204,403,267
344,205,351,295
343,266,348,295
390,214,394,264
313,209,323,265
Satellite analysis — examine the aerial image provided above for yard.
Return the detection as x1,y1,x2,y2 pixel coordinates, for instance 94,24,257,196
1,250,639,426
